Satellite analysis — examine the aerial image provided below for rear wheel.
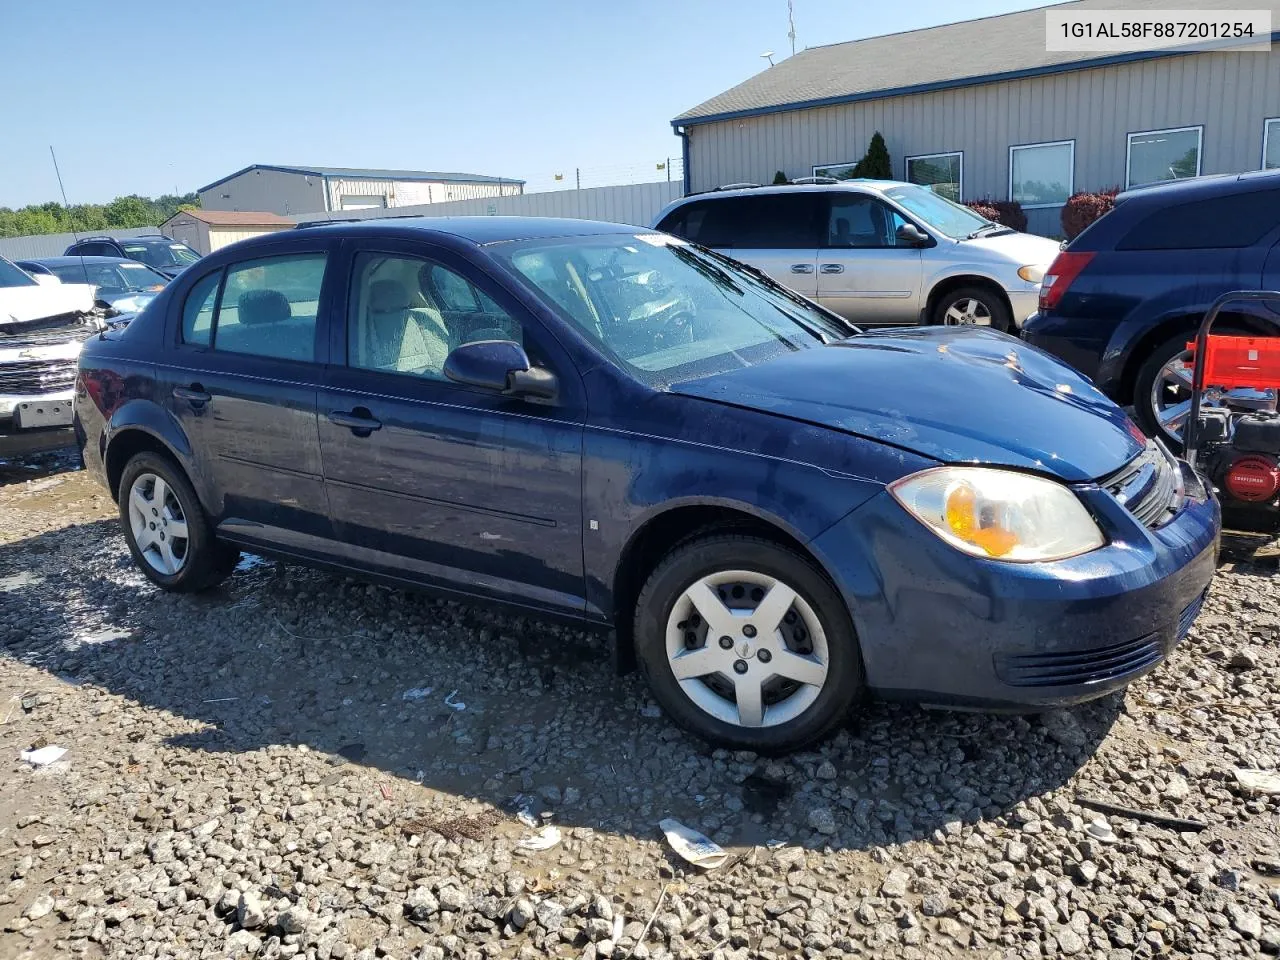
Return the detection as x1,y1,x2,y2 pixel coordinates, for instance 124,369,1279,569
119,452,238,591
634,534,863,753
932,285,1012,332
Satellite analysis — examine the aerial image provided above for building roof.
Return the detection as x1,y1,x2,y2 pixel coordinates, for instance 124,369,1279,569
674,0,1280,126
164,209,293,227
198,164,526,194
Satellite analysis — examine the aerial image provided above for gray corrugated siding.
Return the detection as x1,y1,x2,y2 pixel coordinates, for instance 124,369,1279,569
686,49,1280,237
0,227,161,262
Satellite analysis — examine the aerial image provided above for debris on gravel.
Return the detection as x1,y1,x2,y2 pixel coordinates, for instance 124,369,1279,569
2,463,1280,959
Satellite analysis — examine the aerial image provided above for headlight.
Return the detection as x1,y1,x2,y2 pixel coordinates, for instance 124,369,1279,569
1017,264,1046,284
888,467,1105,562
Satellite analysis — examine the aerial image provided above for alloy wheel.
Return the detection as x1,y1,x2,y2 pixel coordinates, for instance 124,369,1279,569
1150,349,1274,444
664,570,829,729
943,297,993,326
127,472,190,575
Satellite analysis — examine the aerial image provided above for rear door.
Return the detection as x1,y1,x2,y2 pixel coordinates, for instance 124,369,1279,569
159,243,336,551
660,194,822,299
816,192,924,324
316,239,587,616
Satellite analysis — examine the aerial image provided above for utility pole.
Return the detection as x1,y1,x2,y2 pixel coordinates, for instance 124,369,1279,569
575,168,581,191
788,0,796,57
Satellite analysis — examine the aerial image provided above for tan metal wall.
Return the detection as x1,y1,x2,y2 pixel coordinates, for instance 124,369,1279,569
207,225,294,253
325,178,524,210
201,169,328,216
685,49,1280,235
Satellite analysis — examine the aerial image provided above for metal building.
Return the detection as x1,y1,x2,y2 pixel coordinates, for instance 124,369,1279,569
672,0,1280,235
198,165,525,216
160,209,294,256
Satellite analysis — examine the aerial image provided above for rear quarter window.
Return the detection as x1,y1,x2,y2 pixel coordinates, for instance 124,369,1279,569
1117,190,1280,250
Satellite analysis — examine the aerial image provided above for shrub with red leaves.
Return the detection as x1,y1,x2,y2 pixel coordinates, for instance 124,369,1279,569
965,198,1028,232
1061,188,1120,240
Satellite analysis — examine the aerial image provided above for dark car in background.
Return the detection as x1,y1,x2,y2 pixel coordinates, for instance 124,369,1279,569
64,234,201,279
17,256,169,314
1022,171,1280,447
73,216,1218,752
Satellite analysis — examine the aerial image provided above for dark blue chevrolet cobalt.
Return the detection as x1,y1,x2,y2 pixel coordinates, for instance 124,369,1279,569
74,217,1220,752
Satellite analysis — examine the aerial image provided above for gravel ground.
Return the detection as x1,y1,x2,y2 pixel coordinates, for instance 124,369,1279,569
1,456,1279,960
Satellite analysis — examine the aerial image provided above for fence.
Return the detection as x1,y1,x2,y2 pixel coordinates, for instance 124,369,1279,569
290,180,683,229
0,227,163,262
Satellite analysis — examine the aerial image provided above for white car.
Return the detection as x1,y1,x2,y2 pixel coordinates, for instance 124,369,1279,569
0,256,99,455
652,181,1061,331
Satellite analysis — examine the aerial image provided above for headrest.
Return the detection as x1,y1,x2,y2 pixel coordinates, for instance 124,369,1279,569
369,278,410,313
237,289,290,326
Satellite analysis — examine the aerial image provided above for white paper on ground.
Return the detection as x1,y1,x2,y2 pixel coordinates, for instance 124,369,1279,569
20,746,67,766
515,825,562,851
659,817,728,869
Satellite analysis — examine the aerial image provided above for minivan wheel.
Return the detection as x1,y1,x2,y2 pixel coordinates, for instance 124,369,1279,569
634,534,863,753
119,452,238,592
933,286,1011,332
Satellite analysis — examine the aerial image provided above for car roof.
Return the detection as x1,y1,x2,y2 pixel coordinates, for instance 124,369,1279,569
1116,168,1280,204
670,181,911,204
290,215,645,246
28,255,143,266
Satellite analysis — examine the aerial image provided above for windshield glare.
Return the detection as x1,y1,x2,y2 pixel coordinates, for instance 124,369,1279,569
884,183,993,238
123,241,200,268
495,234,854,383
0,257,38,288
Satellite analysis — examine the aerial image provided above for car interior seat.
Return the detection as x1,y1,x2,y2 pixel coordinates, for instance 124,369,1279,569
363,278,450,376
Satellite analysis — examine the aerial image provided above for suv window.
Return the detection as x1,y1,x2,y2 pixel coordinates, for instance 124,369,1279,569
73,242,113,257
1117,190,1280,250
662,193,822,249
827,195,911,248
348,252,522,381
179,253,326,361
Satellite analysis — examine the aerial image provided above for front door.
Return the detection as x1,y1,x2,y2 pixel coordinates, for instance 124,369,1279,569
816,193,924,324
160,247,335,549
317,242,587,616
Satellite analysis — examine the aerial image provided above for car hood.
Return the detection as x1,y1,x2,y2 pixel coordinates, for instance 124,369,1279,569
0,283,96,323
670,327,1145,483
961,229,1061,264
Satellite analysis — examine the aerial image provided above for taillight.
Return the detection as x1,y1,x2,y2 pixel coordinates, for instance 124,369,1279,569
1039,251,1094,312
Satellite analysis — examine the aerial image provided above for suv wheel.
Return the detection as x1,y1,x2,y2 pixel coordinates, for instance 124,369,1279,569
119,452,238,591
634,534,863,753
933,286,1011,332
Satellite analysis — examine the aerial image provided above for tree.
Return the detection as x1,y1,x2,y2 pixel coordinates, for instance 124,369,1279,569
772,170,789,184
0,192,200,238
854,132,893,179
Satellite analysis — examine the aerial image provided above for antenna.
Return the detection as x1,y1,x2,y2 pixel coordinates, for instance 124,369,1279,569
787,0,796,57
50,146,91,288
761,51,775,66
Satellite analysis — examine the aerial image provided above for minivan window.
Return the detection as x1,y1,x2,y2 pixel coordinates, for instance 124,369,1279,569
883,183,991,238
1117,190,1280,250
664,194,822,249
496,233,853,385
827,195,911,248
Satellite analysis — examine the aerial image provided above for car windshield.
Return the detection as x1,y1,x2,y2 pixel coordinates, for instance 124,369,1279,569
49,261,168,291
883,183,993,238
122,241,200,268
494,233,857,384
0,257,38,288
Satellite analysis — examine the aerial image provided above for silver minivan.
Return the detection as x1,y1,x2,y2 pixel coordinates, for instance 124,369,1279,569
652,181,1061,330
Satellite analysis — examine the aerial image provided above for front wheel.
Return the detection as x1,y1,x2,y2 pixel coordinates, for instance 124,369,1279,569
633,534,863,753
119,452,239,592
932,285,1012,332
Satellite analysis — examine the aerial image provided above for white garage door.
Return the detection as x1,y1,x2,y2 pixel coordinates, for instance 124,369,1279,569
339,194,387,210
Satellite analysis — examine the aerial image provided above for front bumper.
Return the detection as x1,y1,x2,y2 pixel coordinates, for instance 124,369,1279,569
0,388,78,456
1005,289,1040,331
810,473,1220,709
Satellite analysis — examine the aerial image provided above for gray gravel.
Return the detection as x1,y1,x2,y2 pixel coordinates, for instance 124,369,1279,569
2,462,1279,960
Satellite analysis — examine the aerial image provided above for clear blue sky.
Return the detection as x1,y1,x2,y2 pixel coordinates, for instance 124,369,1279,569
0,0,1058,208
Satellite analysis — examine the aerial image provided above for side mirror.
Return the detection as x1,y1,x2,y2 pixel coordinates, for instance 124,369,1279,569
896,223,932,246
443,340,558,401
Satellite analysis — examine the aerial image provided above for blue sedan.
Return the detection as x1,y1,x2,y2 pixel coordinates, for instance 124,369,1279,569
74,217,1219,752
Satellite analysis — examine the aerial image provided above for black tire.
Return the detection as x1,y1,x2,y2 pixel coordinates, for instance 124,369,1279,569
633,534,864,753
932,285,1013,332
1132,334,1191,451
118,452,239,592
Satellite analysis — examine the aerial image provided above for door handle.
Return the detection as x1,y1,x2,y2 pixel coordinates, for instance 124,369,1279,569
790,263,814,274
173,384,211,404
327,408,382,435
820,263,845,274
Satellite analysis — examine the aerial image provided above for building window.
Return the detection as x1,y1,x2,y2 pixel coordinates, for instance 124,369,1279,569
812,161,859,181
905,152,963,202
1126,126,1202,188
1264,118,1280,169
1009,141,1074,208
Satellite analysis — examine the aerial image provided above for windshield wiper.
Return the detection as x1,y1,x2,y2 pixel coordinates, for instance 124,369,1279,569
963,223,1008,240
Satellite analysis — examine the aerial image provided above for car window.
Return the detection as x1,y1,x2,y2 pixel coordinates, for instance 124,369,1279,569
74,242,110,257
0,257,37,287
347,252,523,381
826,195,911,248
123,241,200,268
181,270,219,347
209,254,325,360
1116,190,1280,250
691,194,822,249
882,183,991,238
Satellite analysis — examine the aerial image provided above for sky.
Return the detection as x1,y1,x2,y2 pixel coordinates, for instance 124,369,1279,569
0,0,1062,208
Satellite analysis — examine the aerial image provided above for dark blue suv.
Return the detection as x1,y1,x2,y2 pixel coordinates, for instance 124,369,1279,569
74,217,1218,752
1022,170,1280,447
